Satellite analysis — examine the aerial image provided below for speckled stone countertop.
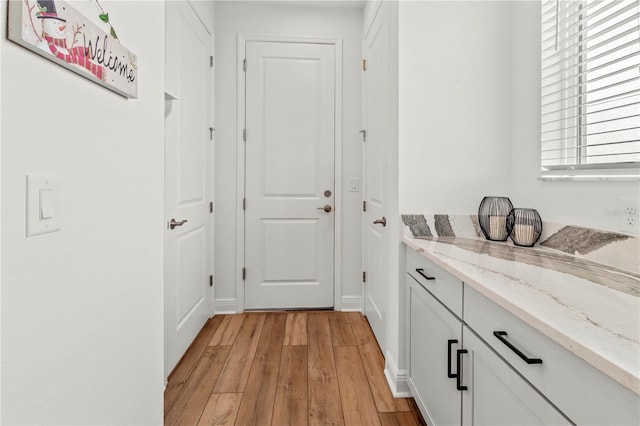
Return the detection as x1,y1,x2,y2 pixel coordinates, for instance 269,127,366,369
401,215,640,396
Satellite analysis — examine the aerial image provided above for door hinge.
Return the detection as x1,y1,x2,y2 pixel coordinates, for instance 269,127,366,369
243,58,247,72
363,271,367,283
210,56,214,67
209,275,213,287
363,201,367,212
362,59,367,71
359,129,366,142
243,198,246,210
209,201,214,213
209,127,215,140
243,128,247,142
242,267,246,280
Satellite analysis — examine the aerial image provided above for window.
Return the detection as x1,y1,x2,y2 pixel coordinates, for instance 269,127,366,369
541,0,640,178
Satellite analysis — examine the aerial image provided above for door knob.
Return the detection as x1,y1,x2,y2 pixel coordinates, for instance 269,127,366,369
373,216,387,227
169,218,188,229
317,205,332,213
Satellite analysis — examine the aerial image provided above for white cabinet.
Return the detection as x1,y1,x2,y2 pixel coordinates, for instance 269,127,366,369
465,285,640,426
406,249,569,426
406,247,463,317
460,327,569,425
408,277,462,426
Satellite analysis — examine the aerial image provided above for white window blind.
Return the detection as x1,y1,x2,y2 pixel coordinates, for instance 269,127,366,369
541,0,640,176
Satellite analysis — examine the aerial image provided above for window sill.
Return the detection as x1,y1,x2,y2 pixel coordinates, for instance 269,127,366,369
539,174,640,182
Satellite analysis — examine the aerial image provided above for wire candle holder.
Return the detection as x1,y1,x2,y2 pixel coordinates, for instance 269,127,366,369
478,196,513,241
507,208,542,247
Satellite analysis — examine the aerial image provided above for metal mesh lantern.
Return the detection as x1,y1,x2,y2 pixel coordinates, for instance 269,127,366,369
507,208,542,247
478,196,513,241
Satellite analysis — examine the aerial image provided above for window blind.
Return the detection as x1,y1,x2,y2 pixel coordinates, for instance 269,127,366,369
541,0,640,172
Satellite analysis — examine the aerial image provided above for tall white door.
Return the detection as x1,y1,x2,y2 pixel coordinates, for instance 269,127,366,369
164,1,213,378
244,41,335,310
363,4,390,352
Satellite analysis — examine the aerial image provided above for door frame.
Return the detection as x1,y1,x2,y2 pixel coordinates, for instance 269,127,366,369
235,34,344,312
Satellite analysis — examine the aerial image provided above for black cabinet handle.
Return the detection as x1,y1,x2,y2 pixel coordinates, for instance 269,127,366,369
456,349,468,391
415,268,435,281
447,339,458,378
493,331,542,365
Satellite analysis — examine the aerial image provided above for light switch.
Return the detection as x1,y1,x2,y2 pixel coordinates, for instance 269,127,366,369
349,178,360,192
39,189,55,219
27,174,60,237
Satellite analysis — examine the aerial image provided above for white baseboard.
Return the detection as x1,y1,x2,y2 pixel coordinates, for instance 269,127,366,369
340,295,363,312
214,297,362,314
214,298,238,314
384,354,411,398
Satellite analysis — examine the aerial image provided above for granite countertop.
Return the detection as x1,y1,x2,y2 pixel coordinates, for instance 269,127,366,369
403,234,640,396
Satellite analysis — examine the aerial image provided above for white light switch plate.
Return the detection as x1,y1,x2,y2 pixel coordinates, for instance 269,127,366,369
349,177,360,192
26,174,60,237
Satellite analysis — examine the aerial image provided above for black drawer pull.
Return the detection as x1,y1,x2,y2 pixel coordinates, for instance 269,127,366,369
447,339,458,378
456,349,468,391
493,331,542,365
415,268,435,281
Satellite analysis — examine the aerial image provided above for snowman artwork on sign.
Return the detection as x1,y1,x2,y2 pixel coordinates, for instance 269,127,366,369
8,0,138,98
36,0,106,81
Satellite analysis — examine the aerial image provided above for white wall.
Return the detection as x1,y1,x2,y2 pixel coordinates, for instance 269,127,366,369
395,0,638,233
398,1,512,215
0,1,165,424
509,1,640,235
214,1,363,311
0,3,3,417
382,0,514,395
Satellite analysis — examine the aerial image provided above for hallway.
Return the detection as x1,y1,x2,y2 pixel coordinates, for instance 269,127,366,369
164,311,426,425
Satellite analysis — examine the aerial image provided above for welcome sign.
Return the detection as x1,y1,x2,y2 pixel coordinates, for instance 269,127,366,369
8,0,138,98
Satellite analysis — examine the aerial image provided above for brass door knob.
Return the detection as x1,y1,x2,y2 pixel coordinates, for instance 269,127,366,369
317,205,332,213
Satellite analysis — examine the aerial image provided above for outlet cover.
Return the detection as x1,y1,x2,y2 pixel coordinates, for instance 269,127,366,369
618,196,640,235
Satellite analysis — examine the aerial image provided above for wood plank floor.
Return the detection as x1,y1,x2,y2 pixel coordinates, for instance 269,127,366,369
165,311,427,426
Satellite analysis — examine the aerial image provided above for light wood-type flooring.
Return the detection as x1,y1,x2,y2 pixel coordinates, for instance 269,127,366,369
164,311,427,425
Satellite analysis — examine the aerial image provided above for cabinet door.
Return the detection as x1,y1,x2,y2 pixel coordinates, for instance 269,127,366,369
408,278,462,426
461,327,570,426
465,285,639,426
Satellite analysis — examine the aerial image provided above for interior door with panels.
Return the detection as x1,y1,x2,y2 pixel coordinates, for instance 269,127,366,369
244,41,336,309
363,1,391,351
164,0,213,378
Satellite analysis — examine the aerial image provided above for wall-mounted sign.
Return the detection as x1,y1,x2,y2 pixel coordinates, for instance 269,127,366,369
8,0,138,98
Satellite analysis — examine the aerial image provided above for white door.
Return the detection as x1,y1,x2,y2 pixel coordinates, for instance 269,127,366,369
164,1,213,378
363,4,390,352
244,41,335,310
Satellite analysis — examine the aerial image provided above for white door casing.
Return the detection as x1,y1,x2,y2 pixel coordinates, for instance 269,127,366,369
363,4,390,352
243,40,336,310
164,1,213,378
